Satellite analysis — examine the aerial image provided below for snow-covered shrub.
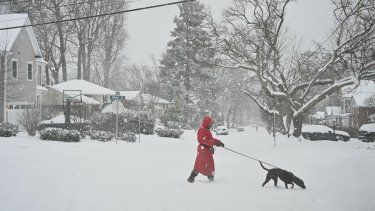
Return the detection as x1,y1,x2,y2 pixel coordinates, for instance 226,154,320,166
118,132,137,142
39,128,80,142
90,113,117,132
91,112,155,135
89,130,114,142
165,121,181,129
17,108,41,136
156,128,184,138
120,112,155,135
0,122,19,137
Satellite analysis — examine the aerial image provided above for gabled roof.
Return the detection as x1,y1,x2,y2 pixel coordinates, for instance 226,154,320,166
139,94,171,104
342,80,375,106
0,14,43,57
118,91,140,100
51,79,115,95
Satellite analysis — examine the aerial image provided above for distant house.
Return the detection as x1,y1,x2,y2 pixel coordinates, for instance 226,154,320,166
341,80,375,129
325,106,342,127
0,14,47,123
41,79,115,119
119,91,171,118
310,111,325,124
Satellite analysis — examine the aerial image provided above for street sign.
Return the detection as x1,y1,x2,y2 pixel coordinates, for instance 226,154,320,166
111,92,125,145
110,95,125,101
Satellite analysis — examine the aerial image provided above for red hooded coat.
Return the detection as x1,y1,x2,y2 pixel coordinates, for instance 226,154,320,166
193,116,222,176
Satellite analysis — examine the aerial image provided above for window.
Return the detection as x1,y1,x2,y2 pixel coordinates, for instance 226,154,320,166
14,105,20,109
27,62,33,80
21,105,26,109
345,101,351,113
8,105,14,110
12,60,18,78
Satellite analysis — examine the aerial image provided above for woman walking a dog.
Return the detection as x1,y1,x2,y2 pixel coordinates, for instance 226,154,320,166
187,116,225,183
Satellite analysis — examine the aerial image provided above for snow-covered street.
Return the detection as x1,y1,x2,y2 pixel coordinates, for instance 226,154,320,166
1,127,374,211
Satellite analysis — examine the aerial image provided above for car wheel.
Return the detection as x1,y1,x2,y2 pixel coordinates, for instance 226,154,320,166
336,135,344,141
303,135,311,140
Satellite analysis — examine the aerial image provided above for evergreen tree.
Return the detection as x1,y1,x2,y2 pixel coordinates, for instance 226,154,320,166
159,0,215,127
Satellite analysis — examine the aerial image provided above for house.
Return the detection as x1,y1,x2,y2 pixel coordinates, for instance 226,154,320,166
341,80,375,129
310,111,325,124
119,91,171,117
41,79,115,119
0,14,47,123
325,106,342,127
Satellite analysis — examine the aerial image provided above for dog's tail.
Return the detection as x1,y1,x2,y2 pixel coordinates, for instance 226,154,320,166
259,161,269,171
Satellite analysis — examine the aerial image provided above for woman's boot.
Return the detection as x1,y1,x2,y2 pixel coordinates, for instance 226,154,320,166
187,170,198,183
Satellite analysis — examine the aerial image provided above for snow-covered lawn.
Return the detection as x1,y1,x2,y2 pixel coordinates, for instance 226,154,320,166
0,128,374,211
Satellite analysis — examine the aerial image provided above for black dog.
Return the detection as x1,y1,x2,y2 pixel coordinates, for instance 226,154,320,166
260,161,306,189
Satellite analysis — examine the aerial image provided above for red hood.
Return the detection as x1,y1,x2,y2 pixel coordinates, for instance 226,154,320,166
201,116,213,129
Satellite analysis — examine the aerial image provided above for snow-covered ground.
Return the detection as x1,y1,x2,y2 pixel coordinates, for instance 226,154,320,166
0,127,374,211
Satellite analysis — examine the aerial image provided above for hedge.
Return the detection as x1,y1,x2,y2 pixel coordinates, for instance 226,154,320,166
0,122,19,137
89,130,114,142
91,112,155,135
39,128,80,142
156,128,184,138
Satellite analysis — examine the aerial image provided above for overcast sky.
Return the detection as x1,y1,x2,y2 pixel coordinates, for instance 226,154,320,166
126,0,334,65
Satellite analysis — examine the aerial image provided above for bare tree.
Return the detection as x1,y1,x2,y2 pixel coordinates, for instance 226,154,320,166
93,0,128,88
212,0,374,137
9,0,73,84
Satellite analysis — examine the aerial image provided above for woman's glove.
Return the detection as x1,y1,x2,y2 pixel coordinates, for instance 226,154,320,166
216,142,225,147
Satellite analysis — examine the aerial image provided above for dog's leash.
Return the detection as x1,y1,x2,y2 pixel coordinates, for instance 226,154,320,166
223,147,285,170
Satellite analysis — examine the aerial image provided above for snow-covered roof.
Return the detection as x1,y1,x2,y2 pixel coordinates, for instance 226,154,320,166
139,94,170,104
41,114,88,124
102,102,131,113
51,80,115,96
0,14,43,57
325,106,341,115
118,91,140,100
36,85,48,91
342,80,375,107
81,95,101,105
312,111,325,119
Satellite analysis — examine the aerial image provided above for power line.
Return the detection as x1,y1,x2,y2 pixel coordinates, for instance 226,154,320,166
0,0,150,23
0,0,195,30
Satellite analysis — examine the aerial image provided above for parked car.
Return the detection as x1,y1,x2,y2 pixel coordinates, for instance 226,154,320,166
215,126,229,135
302,125,350,142
358,123,375,142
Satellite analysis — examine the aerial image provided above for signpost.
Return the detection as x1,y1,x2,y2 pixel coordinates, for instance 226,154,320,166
111,91,125,144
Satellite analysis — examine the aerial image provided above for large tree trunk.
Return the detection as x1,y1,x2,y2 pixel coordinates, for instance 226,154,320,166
292,116,304,137
51,67,59,84
86,42,94,82
82,46,88,80
77,34,83,80
53,1,67,82
45,66,50,85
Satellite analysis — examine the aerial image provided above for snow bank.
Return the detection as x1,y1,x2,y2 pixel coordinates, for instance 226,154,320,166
359,123,375,132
